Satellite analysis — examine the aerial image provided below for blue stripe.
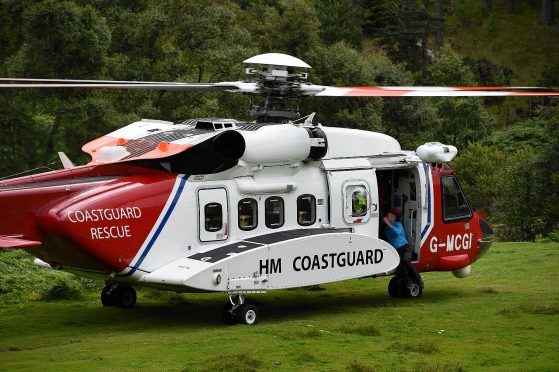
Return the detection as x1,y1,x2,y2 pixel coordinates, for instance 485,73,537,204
119,176,188,277
420,163,432,239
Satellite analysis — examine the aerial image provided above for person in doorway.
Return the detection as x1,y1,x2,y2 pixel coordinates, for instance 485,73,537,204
383,210,423,289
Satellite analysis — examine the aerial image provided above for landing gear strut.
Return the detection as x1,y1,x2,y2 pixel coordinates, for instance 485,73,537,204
223,294,259,325
388,275,423,298
101,282,137,308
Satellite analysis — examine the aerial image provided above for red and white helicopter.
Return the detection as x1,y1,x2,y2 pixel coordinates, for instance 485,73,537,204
0,53,557,324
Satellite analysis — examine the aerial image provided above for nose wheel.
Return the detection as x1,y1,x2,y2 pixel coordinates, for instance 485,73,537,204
223,294,259,325
101,282,137,308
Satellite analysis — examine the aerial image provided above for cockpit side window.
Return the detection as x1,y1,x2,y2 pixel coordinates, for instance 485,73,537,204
441,175,472,222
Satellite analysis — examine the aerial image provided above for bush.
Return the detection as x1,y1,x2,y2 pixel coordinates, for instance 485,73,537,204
0,250,99,305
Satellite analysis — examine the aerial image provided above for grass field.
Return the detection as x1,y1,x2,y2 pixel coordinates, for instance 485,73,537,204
1,242,558,371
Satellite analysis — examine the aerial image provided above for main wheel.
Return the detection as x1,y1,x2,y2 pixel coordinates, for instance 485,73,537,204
222,302,237,325
388,276,404,298
236,303,259,325
101,284,115,306
115,285,137,308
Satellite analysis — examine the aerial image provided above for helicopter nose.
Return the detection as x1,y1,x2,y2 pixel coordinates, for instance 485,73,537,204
477,217,493,259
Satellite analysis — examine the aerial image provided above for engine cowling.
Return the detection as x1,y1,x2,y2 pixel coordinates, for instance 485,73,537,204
239,124,327,165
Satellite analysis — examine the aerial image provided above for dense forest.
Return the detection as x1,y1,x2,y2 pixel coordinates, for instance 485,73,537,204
0,0,557,241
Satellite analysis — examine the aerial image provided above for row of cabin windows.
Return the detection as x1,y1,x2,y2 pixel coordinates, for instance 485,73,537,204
205,195,317,233
240,195,317,230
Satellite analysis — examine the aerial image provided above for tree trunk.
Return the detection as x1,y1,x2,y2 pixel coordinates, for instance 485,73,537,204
540,0,555,25
482,0,492,13
44,110,62,165
435,0,444,49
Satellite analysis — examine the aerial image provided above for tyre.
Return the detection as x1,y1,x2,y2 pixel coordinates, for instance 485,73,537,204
115,285,137,308
222,303,237,325
388,276,404,298
101,284,115,306
236,303,259,325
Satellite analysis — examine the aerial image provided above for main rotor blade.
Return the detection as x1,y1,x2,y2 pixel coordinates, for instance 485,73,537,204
0,79,250,92
305,85,559,97
0,77,181,84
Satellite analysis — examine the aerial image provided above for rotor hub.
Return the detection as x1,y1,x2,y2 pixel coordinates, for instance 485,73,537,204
243,53,311,122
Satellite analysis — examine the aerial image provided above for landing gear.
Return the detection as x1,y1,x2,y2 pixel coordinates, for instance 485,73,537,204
388,275,423,298
101,282,137,308
223,294,259,325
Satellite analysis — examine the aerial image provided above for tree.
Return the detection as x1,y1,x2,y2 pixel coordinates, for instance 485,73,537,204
494,148,544,241
364,0,443,71
434,0,445,49
423,46,493,149
3,0,111,165
452,143,505,216
312,0,364,49
540,0,555,26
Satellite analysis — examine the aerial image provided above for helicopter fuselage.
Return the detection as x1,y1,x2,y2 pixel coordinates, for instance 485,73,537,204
0,121,492,297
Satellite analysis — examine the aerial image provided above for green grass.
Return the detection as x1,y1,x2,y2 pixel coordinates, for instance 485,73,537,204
1,242,558,371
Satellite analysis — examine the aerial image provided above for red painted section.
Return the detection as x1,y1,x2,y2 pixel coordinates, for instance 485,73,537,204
36,172,177,272
341,87,408,96
0,163,177,271
0,236,41,248
416,165,487,273
82,135,192,163
338,86,559,97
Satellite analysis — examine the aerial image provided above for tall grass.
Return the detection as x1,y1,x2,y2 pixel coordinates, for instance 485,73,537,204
0,250,99,305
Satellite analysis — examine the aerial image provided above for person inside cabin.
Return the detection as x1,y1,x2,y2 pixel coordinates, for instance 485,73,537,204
383,210,423,289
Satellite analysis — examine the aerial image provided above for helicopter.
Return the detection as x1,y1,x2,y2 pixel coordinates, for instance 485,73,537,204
0,53,557,325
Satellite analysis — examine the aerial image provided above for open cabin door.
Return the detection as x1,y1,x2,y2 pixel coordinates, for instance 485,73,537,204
324,159,379,235
198,188,229,242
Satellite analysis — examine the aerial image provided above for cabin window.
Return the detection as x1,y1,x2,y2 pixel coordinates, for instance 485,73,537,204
204,203,223,232
442,175,472,222
351,187,368,217
238,198,257,231
265,197,284,229
297,194,316,226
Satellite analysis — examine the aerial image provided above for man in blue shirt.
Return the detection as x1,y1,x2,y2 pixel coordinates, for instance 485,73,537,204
383,210,423,293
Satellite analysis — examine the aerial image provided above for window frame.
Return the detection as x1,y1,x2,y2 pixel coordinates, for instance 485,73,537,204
265,196,285,229
238,198,258,231
297,194,317,226
441,175,473,223
343,181,372,224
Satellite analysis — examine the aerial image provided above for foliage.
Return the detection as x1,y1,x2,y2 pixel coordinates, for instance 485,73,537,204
312,0,364,50
0,0,557,241
493,148,544,241
425,45,477,86
483,119,549,153
452,143,505,215
364,0,443,71
0,250,99,305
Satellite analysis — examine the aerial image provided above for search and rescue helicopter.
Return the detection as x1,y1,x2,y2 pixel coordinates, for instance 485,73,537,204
0,53,557,324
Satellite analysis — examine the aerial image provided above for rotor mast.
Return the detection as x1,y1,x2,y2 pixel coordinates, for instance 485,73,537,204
243,53,311,123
